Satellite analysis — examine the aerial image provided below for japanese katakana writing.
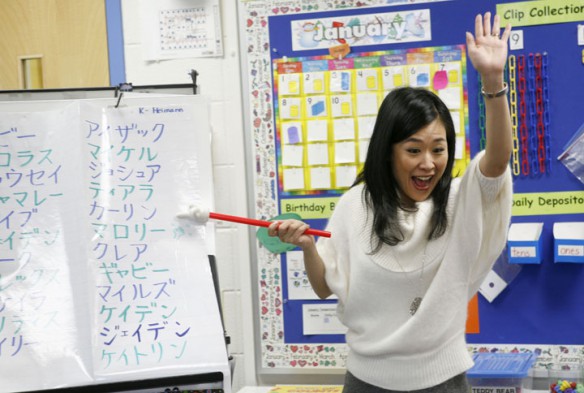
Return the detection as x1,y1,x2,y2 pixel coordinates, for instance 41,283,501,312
1,103,207,377
1,121,66,360
85,113,192,370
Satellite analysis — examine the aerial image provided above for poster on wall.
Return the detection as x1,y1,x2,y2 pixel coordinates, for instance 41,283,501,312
140,0,223,60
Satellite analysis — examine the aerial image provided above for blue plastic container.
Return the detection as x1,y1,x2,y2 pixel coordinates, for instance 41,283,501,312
467,353,537,393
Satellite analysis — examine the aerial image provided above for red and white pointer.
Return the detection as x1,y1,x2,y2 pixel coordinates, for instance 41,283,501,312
177,205,331,238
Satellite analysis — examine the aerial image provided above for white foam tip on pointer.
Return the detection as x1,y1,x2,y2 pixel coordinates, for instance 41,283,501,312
176,204,210,224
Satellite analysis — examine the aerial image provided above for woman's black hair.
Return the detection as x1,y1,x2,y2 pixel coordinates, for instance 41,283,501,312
353,87,456,252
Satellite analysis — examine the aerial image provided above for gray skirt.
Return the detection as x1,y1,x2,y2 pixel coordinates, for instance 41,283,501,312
343,371,471,393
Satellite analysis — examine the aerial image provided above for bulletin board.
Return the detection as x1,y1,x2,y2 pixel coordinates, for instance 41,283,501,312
0,95,231,392
240,0,584,374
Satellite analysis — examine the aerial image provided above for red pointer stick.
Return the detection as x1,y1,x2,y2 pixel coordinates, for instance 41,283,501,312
209,212,331,238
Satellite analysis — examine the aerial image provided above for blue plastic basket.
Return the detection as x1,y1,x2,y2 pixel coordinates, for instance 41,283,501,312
467,353,537,390
468,353,537,378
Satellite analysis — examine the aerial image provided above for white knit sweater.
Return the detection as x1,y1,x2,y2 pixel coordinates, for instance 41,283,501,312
316,151,512,391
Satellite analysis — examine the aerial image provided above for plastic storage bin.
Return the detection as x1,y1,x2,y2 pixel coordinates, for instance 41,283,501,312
467,352,537,393
549,363,584,392
523,367,550,391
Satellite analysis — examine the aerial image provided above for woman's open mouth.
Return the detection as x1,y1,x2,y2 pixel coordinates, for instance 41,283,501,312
412,176,433,190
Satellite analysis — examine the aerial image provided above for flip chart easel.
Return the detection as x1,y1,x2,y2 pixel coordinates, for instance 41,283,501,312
0,93,231,392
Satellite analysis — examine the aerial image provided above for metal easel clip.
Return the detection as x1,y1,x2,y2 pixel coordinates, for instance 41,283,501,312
188,70,199,94
115,82,133,108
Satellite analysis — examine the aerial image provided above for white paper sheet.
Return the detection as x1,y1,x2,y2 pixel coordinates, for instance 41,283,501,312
283,168,305,190
356,93,379,116
336,165,358,188
302,304,347,335
334,142,356,164
282,144,305,167
140,0,223,60
307,143,330,166
333,118,356,141
310,167,332,190
306,119,329,142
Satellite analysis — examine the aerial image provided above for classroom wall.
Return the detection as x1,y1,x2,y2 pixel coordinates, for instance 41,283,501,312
117,0,584,390
121,1,256,391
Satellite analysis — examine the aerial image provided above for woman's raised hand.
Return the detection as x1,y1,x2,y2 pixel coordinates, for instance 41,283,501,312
466,12,511,84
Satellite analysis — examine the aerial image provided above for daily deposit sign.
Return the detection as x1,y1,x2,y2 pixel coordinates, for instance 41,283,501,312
512,191,584,216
